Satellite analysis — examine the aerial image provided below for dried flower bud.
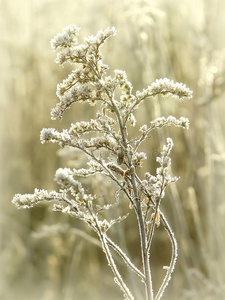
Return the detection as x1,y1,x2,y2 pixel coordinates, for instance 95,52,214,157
117,149,124,165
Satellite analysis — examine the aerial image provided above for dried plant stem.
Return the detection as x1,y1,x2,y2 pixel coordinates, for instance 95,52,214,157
107,77,154,300
106,235,145,281
147,197,161,252
155,212,178,300
135,200,154,300
100,232,134,300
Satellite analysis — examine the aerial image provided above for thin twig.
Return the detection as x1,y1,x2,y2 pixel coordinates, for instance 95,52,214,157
100,233,135,300
105,235,145,281
155,212,178,300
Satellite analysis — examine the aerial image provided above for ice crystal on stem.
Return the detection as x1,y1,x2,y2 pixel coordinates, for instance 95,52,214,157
12,24,192,300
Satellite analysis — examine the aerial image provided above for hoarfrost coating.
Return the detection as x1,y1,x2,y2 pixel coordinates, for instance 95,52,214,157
12,24,192,300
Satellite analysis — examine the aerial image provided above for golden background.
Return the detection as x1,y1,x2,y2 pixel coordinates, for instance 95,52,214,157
1,0,225,299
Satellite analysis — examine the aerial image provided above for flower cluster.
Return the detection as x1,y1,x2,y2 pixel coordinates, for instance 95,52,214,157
50,25,116,120
151,116,189,129
54,167,85,198
114,69,134,100
132,151,147,166
136,78,193,101
68,115,116,137
51,24,80,51
12,189,66,209
142,138,178,202
40,128,71,147
40,127,120,154
140,116,190,134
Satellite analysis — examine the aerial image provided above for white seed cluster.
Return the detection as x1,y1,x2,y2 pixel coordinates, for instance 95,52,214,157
51,24,80,51
12,189,66,209
150,116,190,130
142,138,179,201
50,26,117,119
136,78,193,101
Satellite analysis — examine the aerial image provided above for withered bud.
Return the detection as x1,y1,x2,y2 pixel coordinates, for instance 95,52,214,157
117,149,124,165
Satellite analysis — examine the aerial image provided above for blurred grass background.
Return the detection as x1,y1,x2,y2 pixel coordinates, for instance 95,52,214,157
1,0,225,299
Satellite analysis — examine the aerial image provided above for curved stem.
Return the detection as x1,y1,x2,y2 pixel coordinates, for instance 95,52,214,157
86,205,134,300
105,235,145,281
100,233,134,300
155,212,178,300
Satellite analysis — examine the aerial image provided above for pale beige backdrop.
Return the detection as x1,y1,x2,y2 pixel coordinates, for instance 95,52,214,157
1,0,225,299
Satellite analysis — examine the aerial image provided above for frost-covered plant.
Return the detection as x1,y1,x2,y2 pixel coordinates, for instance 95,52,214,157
12,24,192,300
